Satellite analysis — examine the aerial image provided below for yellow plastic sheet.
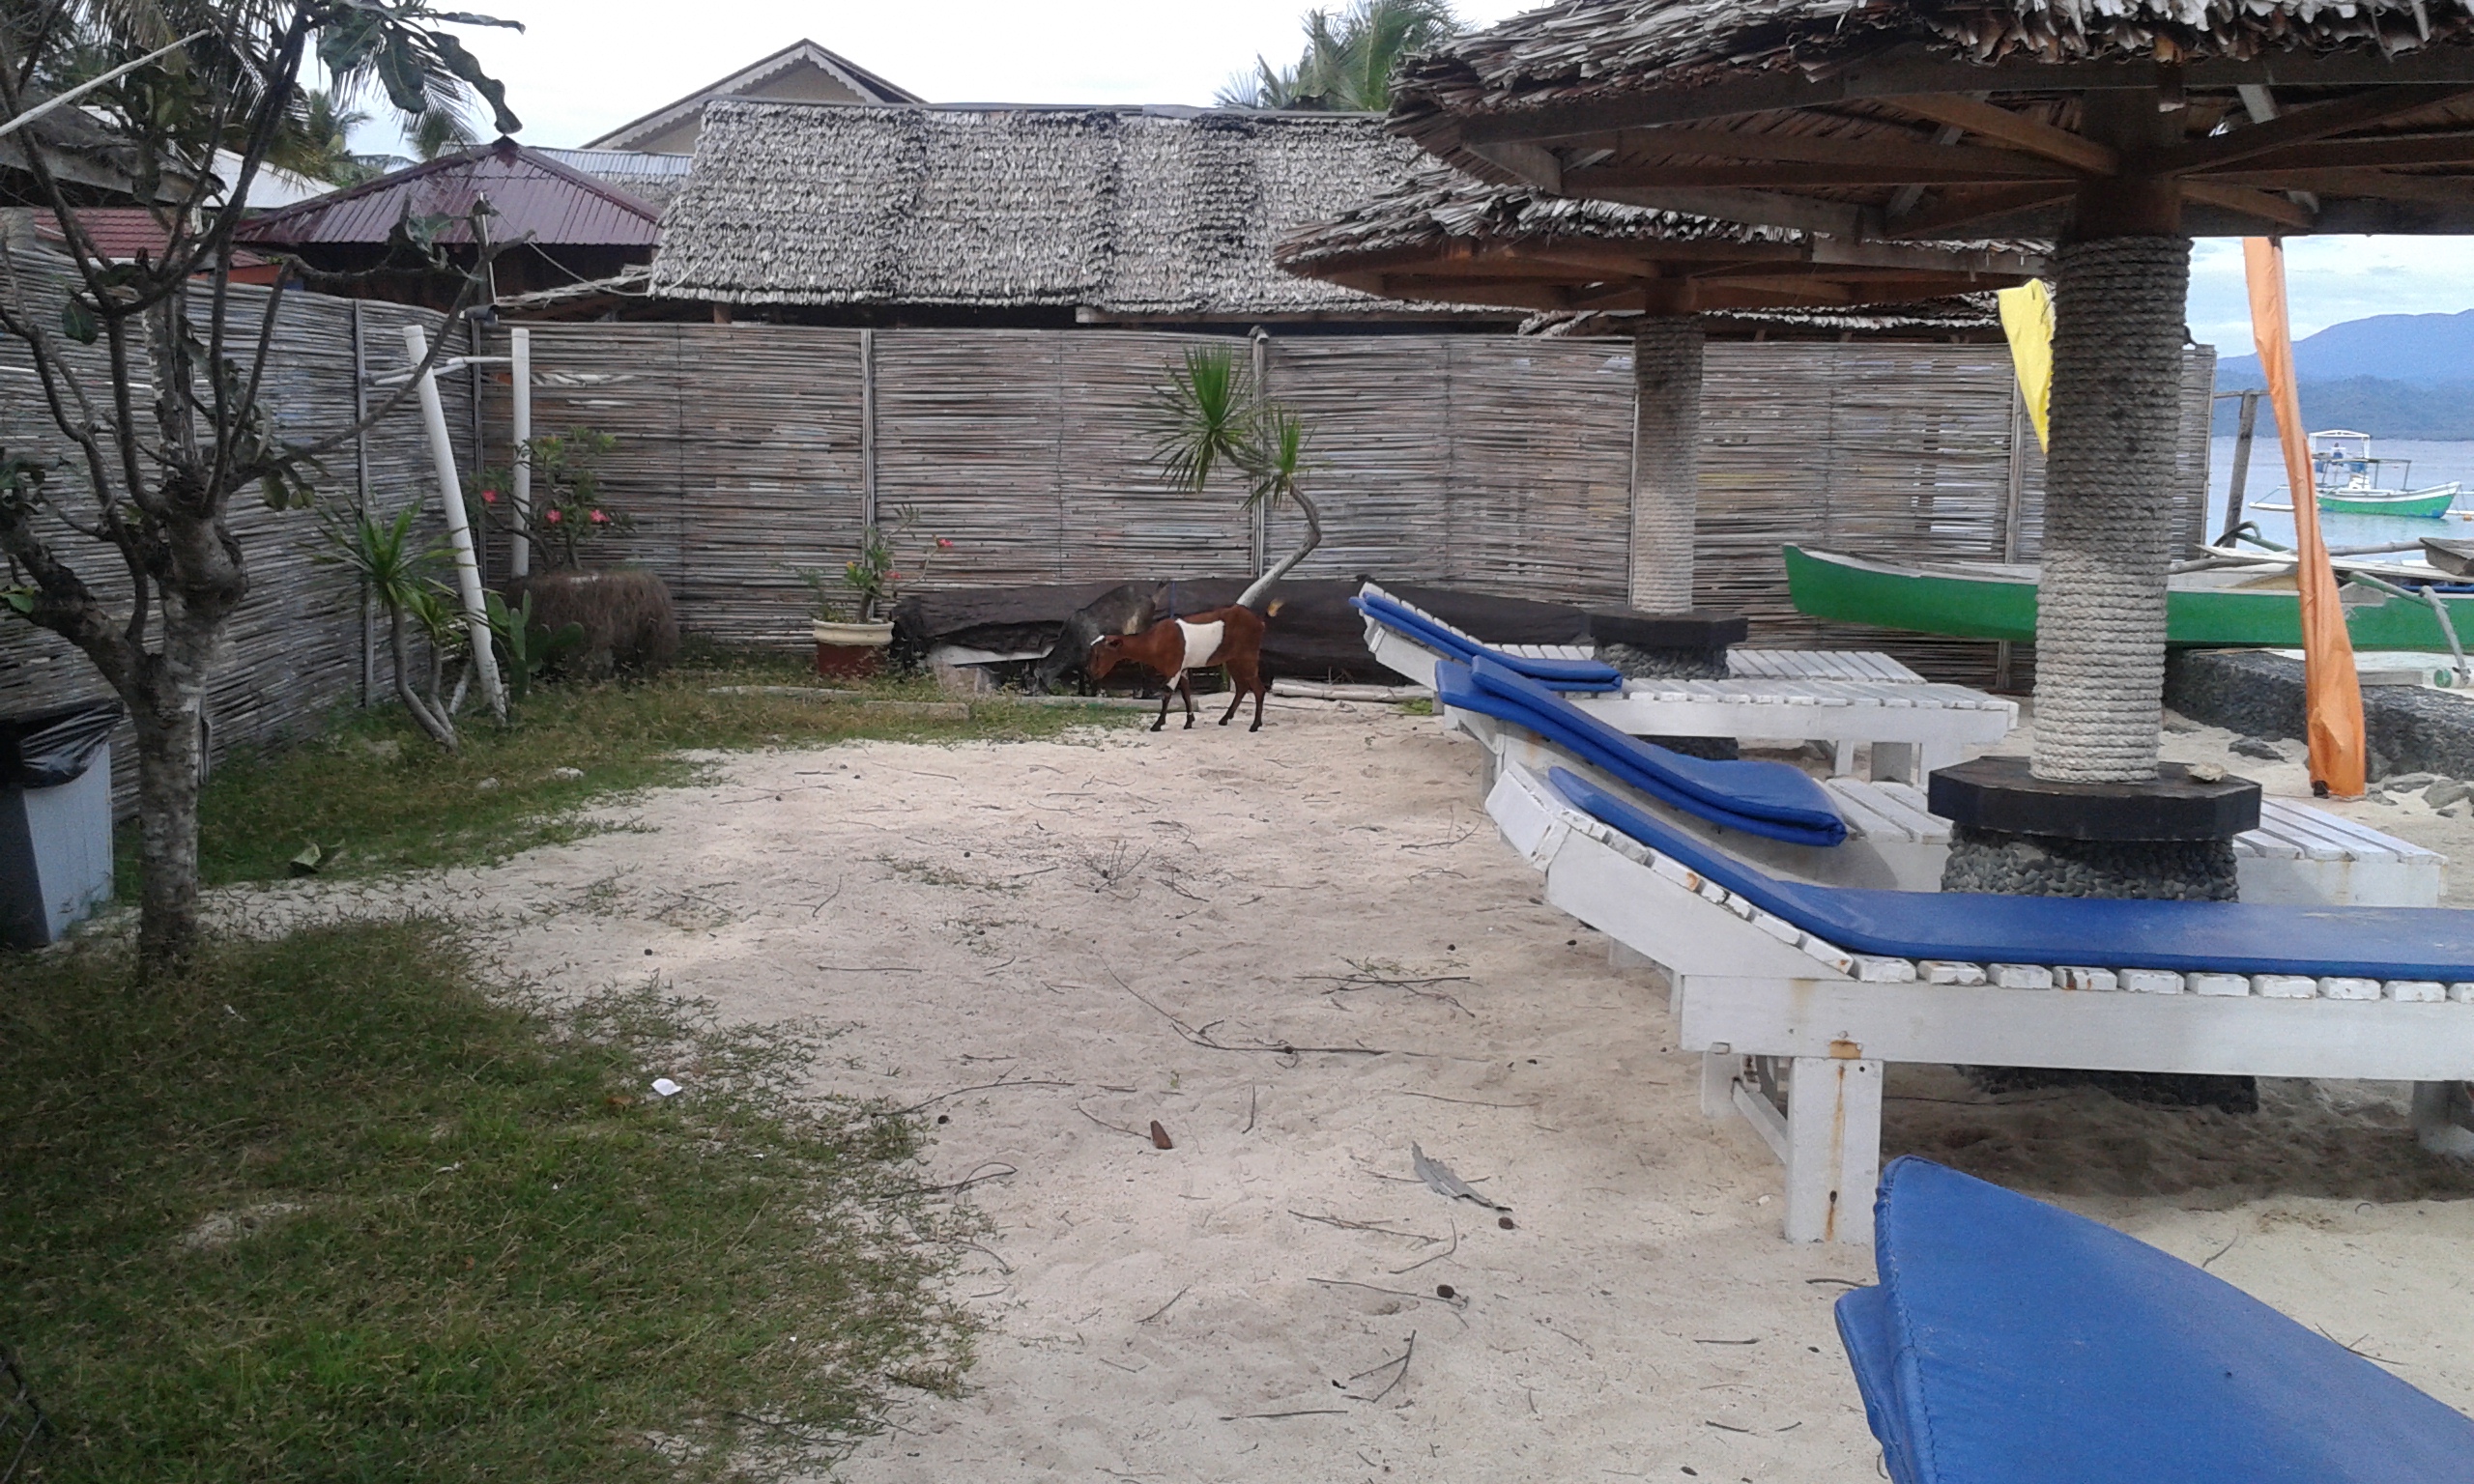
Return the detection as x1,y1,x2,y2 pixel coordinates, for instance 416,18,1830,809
1997,281,2053,452
2245,237,2366,800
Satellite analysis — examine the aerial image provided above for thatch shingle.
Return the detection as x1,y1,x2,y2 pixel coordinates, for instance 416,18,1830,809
1395,0,2474,133
649,102,1490,319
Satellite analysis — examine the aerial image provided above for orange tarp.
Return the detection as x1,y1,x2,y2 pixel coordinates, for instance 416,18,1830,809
2244,237,2366,799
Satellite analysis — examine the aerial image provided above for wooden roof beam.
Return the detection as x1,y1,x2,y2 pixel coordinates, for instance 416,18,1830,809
1587,185,1877,239
1464,139,1562,191
1568,160,2070,189
1881,95,2119,174
1804,236,2042,276
2210,169,2474,207
1609,125,2063,177
2185,132,2474,175
2156,86,2474,174
1374,274,1573,309
2180,180,2316,228
1884,183,2076,237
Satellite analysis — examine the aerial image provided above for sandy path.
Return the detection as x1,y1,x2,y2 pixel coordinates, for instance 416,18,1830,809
242,699,2474,1479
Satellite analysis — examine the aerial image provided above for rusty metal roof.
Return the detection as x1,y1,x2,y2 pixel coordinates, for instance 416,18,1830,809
237,140,662,249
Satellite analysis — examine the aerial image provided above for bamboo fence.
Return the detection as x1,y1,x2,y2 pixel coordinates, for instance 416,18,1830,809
491,323,2214,687
5,298,2216,819
0,252,475,810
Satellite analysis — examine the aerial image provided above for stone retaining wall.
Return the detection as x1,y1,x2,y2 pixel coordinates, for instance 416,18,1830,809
2166,648,2474,780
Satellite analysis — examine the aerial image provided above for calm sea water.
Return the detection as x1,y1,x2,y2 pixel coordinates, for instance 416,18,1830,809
2206,437,2474,552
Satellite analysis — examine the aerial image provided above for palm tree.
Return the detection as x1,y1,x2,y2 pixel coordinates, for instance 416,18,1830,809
1149,346,1324,610
406,99,478,160
1219,0,1459,111
314,506,460,750
271,86,383,185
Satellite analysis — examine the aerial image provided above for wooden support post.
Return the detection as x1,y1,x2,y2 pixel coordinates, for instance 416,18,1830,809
468,318,487,586
1784,1056,1882,1245
1251,329,1271,578
859,328,879,534
2219,388,2262,544
1701,1048,1739,1119
1997,377,2028,692
509,327,532,580
350,299,373,707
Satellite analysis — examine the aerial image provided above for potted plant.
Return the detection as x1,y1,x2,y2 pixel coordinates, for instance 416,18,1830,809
801,508,948,678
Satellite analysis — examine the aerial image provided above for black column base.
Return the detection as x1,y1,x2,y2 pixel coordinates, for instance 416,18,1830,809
1597,640,1730,682
1941,824,2239,900
1593,612,1747,757
1933,757,2257,1109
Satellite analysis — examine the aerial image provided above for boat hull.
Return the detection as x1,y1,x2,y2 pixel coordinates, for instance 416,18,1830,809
1784,544,2474,651
2316,487,2459,519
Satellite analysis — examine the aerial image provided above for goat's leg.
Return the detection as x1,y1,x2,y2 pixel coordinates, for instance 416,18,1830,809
1152,677,1171,731
1219,664,1247,727
1251,663,1269,732
1180,673,1198,728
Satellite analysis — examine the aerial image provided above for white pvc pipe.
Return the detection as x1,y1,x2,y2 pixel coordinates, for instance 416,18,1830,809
509,327,532,580
402,323,506,723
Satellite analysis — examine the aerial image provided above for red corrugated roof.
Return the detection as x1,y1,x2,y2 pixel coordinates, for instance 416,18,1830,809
36,209,271,266
237,139,663,248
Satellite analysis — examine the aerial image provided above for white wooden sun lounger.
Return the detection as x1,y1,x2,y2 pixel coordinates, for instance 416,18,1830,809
1359,585,2015,783
1443,708,2443,908
1481,758,2474,1246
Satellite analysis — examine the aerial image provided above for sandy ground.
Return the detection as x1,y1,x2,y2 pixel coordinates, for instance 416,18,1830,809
232,699,2474,1481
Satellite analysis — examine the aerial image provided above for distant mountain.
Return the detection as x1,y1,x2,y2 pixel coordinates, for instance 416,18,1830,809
2209,376,2474,440
2215,307,2474,386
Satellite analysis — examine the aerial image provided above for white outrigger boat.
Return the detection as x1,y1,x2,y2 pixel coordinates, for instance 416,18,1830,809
2252,430,2462,519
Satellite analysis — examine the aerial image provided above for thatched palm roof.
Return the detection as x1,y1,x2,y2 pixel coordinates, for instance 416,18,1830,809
1397,0,2474,126
1275,161,2038,312
1390,0,2474,239
647,102,1504,320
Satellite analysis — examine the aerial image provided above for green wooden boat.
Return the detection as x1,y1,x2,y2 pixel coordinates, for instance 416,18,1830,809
1784,544,2474,651
2290,431,2461,520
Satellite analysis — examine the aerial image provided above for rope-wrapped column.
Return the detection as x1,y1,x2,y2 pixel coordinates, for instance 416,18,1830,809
1627,315,1704,613
2030,236,2192,784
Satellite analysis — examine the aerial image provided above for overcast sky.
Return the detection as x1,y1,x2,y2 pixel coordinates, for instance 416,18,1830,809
416,0,2472,348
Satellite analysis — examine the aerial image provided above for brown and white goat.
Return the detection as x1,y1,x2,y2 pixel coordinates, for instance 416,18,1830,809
1087,603,1274,732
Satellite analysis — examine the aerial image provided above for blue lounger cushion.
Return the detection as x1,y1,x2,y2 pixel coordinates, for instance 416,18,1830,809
1460,656,1848,844
1550,765,2474,981
1353,591,1625,691
1837,1157,2474,1484
1434,661,1848,847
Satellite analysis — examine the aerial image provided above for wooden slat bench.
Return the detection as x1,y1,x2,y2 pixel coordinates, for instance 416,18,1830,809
1818,778,2445,907
1363,584,2015,783
1729,649,1926,684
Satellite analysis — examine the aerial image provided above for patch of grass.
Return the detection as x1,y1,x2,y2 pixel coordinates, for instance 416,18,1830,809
0,920,970,1481
171,650,1136,888
1395,697,1436,717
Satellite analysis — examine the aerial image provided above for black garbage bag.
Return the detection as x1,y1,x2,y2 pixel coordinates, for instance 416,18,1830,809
0,698,124,789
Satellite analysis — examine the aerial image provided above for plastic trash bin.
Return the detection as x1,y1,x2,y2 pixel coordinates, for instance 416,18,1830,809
1,699,122,950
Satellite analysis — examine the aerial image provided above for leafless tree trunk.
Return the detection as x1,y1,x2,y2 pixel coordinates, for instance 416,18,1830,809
0,5,513,975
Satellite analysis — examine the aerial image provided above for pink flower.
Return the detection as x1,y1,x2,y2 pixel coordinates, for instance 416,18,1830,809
481,489,499,504
935,537,954,549
543,507,562,525
589,509,610,526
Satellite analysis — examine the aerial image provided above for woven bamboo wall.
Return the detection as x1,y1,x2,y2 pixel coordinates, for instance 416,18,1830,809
0,255,473,810
481,324,2214,687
